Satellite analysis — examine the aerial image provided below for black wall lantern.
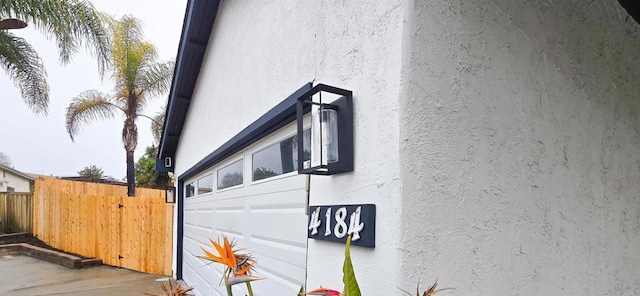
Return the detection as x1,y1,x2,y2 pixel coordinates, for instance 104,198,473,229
165,186,176,203
296,84,353,175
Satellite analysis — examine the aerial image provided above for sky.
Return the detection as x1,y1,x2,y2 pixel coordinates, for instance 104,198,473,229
0,0,187,179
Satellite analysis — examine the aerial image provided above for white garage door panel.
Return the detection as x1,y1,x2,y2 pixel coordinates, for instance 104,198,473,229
213,210,245,234
185,209,197,226
195,210,214,229
183,230,208,256
248,237,307,268
248,188,307,208
183,255,213,295
250,211,308,245
183,123,308,295
254,255,305,283
251,264,306,293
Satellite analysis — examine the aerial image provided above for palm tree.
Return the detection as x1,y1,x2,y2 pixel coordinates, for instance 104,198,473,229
0,0,110,115
65,15,174,197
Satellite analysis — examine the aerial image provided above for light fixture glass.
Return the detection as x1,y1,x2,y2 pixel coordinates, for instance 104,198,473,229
311,107,339,169
165,187,175,203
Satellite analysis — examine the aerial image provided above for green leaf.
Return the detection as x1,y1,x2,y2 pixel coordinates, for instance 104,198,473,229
298,286,304,296
342,236,361,296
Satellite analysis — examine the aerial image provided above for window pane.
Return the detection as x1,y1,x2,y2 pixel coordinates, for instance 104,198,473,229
253,129,311,181
300,128,311,169
217,159,243,190
186,182,195,198
197,174,213,194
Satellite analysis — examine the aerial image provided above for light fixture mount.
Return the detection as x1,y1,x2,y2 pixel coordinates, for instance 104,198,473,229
296,84,353,175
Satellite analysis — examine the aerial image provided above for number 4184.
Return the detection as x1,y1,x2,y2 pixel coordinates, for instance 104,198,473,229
308,206,365,241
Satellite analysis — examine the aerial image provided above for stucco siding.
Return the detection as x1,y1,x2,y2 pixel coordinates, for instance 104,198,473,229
174,1,403,294
398,1,640,295
0,170,31,193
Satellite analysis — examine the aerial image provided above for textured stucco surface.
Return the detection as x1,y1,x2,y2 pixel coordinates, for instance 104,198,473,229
174,0,640,294
174,1,403,295
398,1,640,295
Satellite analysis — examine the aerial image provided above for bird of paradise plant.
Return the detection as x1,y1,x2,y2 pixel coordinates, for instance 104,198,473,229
143,280,194,296
200,235,262,296
202,235,450,296
299,235,360,296
399,280,453,296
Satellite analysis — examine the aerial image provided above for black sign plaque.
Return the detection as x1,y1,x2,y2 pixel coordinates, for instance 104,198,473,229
307,204,375,248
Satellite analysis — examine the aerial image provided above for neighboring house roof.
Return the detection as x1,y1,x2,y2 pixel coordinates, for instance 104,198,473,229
0,164,35,181
156,0,640,165
157,0,221,163
24,173,55,180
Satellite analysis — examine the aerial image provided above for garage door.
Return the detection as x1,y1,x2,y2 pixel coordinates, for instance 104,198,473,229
181,123,309,295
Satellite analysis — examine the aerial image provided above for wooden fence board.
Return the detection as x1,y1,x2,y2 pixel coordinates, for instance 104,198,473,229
0,193,32,233
32,178,173,275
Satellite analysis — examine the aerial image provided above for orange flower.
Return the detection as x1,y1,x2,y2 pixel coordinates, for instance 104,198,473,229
200,235,260,285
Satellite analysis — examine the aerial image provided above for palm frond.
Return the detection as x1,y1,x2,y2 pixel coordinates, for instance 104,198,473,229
0,31,49,114
111,15,158,93
0,0,111,76
151,111,165,143
65,90,121,141
135,60,175,108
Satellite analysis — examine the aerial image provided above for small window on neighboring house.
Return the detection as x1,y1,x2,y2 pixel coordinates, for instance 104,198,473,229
197,174,213,195
186,182,195,198
217,159,243,190
252,129,311,181
7,186,14,193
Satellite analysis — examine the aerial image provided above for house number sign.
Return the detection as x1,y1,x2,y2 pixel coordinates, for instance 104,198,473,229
308,204,375,248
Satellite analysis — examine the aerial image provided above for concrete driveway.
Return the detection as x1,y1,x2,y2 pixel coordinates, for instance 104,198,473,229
0,255,171,295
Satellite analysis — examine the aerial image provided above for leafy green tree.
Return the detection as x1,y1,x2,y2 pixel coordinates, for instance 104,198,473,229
135,145,168,189
77,165,103,180
0,0,110,115
65,15,174,196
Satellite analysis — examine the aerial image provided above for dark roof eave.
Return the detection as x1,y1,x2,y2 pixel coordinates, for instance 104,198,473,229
157,0,221,162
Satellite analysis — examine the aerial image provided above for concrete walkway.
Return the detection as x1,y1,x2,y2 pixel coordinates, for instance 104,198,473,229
0,255,170,295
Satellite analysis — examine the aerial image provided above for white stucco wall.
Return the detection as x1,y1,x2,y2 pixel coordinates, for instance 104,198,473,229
174,1,403,294
0,169,31,192
398,1,640,295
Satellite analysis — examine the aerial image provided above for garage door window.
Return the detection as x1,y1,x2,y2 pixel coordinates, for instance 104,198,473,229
197,174,213,194
185,182,195,198
252,129,311,181
217,159,244,190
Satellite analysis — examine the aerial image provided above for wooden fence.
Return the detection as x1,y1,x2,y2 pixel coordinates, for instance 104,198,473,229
33,178,173,275
0,192,32,233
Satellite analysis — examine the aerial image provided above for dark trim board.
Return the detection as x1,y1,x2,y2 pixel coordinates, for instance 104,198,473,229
176,83,312,278
177,179,184,279
178,83,312,181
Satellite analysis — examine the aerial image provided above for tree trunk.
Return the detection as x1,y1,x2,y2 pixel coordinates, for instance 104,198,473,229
123,90,139,197
126,149,135,197
123,111,138,197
